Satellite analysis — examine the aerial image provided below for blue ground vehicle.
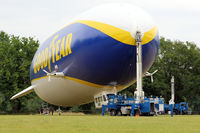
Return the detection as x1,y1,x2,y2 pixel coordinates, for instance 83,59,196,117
101,94,189,116
164,102,189,115
102,94,165,116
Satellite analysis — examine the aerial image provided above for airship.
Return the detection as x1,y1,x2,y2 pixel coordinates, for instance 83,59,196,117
11,3,159,107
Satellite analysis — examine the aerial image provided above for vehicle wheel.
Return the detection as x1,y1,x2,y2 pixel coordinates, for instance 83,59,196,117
116,111,122,116
182,111,186,115
134,109,140,116
173,110,177,115
110,110,116,116
149,113,154,116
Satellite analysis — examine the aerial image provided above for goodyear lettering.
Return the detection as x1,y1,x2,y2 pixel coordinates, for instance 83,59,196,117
33,33,73,74
37,53,41,72
65,33,72,55
50,35,57,63
48,46,51,72
56,39,61,61
33,58,37,74
60,37,66,58
44,48,48,67
41,50,45,69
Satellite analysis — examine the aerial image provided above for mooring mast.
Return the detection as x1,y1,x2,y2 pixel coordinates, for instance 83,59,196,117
134,31,144,103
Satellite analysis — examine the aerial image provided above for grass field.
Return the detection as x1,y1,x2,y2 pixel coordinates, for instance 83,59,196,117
0,114,199,133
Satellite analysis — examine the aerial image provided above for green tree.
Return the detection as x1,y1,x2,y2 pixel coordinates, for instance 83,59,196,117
0,31,42,113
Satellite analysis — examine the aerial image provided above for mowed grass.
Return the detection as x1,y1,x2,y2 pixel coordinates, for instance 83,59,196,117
0,114,199,133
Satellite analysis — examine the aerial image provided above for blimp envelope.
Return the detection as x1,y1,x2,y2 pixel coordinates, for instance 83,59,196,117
11,3,159,106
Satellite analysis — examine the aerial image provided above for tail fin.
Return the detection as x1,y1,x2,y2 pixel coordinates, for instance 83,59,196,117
10,85,35,100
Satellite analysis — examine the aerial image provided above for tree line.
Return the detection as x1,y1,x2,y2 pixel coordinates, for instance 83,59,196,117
0,31,199,113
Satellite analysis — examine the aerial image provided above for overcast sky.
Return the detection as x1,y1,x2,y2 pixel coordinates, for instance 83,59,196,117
1,0,200,47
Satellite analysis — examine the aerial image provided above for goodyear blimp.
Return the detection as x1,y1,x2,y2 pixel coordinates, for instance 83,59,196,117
11,3,159,107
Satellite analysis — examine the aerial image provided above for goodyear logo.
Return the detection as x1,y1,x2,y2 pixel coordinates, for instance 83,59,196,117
33,33,72,74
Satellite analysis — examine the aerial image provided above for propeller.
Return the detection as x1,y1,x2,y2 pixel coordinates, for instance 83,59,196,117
145,70,158,83
42,69,51,82
42,65,64,82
